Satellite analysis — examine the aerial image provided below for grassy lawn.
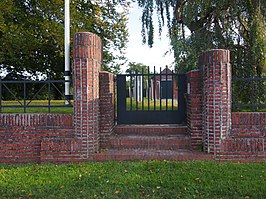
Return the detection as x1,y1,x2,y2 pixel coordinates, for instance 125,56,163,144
126,98,178,111
0,161,265,198
233,107,266,112
0,99,265,113
0,100,73,114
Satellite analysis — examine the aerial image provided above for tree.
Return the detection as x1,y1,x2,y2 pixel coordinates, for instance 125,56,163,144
0,0,129,79
137,0,266,77
126,62,149,74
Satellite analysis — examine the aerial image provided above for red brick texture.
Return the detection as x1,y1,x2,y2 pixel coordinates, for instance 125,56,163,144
0,114,77,163
199,49,231,154
99,71,115,148
218,112,266,161
186,49,265,162
186,70,203,149
231,112,266,137
1,42,265,163
73,32,102,157
0,32,118,163
191,49,265,161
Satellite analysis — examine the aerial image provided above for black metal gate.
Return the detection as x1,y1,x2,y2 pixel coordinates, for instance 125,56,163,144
116,67,186,124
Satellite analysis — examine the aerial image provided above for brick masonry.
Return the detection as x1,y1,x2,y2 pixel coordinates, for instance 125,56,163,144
187,49,265,161
0,114,78,163
99,71,115,148
200,49,231,154
73,32,102,158
186,70,203,150
0,35,265,163
218,112,266,161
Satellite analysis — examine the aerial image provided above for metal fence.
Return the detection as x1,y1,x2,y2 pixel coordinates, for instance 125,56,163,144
0,79,73,113
232,77,266,111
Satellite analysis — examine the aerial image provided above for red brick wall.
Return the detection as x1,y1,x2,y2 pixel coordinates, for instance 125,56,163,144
0,32,118,163
99,71,115,148
199,49,231,154
1,43,265,163
72,32,102,157
186,70,203,149
217,112,266,161
193,49,265,161
0,114,78,163
231,112,266,137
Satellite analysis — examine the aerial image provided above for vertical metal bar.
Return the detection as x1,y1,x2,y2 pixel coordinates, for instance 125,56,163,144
142,68,144,110
172,71,174,110
114,76,117,123
23,82,26,113
153,66,156,110
251,80,255,111
159,67,162,110
130,70,132,111
64,0,71,105
0,78,2,113
117,75,127,124
48,79,51,113
148,67,150,111
135,70,138,111
166,68,168,111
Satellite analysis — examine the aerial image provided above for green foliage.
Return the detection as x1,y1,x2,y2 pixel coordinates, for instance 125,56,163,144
137,0,266,76
125,62,149,73
0,0,129,78
0,161,265,198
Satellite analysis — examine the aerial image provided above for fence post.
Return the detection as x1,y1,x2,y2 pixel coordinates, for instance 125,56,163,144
72,32,102,158
199,49,231,155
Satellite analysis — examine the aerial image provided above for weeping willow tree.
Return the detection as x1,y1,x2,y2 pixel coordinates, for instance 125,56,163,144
137,0,266,77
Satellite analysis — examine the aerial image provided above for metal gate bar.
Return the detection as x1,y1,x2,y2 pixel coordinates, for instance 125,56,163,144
117,67,186,124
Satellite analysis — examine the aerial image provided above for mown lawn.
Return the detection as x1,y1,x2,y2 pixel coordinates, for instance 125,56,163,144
0,100,73,114
0,161,265,198
126,98,178,111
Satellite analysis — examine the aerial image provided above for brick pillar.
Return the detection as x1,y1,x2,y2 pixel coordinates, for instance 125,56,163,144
186,70,203,150
200,49,231,155
99,71,115,148
73,32,102,158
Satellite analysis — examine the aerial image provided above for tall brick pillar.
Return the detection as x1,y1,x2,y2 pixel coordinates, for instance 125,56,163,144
73,32,102,158
200,49,231,155
186,70,203,150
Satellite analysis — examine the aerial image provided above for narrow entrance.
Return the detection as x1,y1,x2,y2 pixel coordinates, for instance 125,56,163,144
116,67,187,124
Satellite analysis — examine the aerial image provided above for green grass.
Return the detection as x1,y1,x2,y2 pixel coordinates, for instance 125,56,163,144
126,98,178,111
233,107,266,112
0,100,73,114
1,99,265,114
0,161,265,198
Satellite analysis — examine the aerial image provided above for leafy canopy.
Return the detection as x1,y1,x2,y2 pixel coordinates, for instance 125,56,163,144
0,0,129,78
137,0,266,77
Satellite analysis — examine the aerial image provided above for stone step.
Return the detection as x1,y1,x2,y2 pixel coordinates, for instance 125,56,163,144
93,149,213,161
108,134,191,150
114,125,187,136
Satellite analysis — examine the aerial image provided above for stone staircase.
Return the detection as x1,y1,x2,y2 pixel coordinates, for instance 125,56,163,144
94,125,213,161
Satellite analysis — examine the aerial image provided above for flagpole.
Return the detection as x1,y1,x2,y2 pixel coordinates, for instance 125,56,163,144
64,0,70,105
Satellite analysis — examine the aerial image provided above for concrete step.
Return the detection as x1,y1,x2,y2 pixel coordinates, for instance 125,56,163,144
114,124,187,136
108,134,191,150
93,149,213,161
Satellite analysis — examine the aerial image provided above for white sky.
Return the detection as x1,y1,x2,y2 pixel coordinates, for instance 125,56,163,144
123,2,175,72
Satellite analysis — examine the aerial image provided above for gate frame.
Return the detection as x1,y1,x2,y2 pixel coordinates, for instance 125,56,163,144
116,72,187,124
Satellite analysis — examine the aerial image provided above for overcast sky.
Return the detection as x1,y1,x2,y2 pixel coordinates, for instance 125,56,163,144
124,2,174,72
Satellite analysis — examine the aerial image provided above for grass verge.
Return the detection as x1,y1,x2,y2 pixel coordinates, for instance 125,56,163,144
0,100,73,114
0,161,265,198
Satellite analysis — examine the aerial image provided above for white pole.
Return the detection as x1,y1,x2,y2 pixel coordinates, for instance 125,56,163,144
64,0,70,105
